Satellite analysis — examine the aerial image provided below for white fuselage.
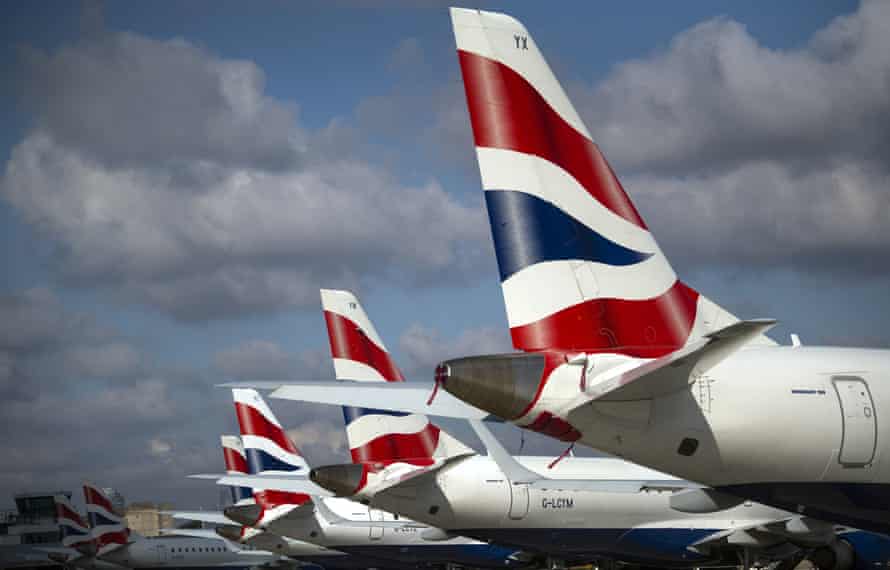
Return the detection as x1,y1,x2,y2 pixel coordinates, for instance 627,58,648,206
518,346,890,533
261,497,522,569
99,536,278,568
364,454,803,564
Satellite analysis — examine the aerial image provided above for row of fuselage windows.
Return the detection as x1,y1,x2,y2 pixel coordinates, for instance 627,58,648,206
171,546,225,553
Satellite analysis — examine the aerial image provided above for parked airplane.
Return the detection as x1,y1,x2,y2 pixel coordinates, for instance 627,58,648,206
265,6,890,539
249,289,861,569
171,435,366,568
79,483,281,569
43,494,126,569
218,388,530,570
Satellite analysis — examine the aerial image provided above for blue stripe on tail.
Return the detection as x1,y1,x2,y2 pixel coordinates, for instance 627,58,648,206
245,448,303,474
485,190,651,281
342,406,411,425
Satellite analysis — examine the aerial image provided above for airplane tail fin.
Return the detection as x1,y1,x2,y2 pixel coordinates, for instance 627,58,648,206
83,483,129,556
450,8,768,358
220,435,253,505
321,289,473,467
321,288,404,382
231,389,311,514
54,494,93,553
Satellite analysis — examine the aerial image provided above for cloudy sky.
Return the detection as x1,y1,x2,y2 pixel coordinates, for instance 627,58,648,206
2,0,888,510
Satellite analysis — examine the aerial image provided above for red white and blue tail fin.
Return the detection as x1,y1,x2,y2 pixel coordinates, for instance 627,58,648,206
321,289,473,467
321,289,404,382
450,8,771,358
221,435,253,505
83,483,129,556
54,494,93,553
231,388,311,521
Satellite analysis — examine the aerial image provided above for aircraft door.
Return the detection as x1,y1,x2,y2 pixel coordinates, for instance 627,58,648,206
369,508,384,540
833,376,877,466
154,544,167,565
508,484,529,520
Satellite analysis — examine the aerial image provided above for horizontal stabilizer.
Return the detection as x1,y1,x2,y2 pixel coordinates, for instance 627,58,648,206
219,381,493,420
469,420,693,492
215,474,334,497
163,511,232,525
35,546,80,556
158,528,224,540
586,319,777,402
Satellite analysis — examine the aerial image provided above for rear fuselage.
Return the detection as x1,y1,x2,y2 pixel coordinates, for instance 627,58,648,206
500,346,890,533
368,454,795,566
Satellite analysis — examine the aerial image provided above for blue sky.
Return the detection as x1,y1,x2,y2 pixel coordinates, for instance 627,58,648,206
2,0,887,508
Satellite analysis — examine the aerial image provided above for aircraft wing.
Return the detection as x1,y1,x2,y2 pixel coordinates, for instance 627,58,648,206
214,474,335,497
164,510,232,525
686,520,791,554
688,515,841,558
582,319,777,403
219,381,493,420
313,500,425,529
469,420,695,493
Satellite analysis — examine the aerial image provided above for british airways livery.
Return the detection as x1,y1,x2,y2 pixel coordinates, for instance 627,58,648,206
228,389,313,528
223,388,529,570
261,4,890,557
221,435,253,506
266,290,858,569
318,288,473,495
56,494,94,554
431,7,890,536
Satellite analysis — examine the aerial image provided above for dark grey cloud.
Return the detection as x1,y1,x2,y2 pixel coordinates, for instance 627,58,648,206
398,323,512,377
19,32,302,171
576,0,890,176
214,338,331,381
630,160,890,272
3,29,491,322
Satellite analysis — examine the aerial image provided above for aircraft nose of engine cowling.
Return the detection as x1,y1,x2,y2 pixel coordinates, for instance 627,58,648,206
309,463,366,497
223,504,262,527
215,525,243,542
437,352,547,420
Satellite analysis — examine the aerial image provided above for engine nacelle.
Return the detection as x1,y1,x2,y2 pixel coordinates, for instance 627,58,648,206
310,463,367,497
222,503,262,527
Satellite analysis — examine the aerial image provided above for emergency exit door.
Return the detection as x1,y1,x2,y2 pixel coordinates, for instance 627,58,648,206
508,484,529,520
369,509,384,540
833,376,877,466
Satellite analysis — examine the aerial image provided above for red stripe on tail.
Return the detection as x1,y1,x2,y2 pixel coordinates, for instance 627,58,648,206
458,50,646,229
83,486,115,512
223,446,249,474
234,403,300,454
325,311,404,382
510,281,699,357
350,425,440,467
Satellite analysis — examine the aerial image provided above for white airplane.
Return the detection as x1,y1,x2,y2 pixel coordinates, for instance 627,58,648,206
260,6,890,541
46,484,280,569
234,290,864,569
211,389,532,570
169,435,372,569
